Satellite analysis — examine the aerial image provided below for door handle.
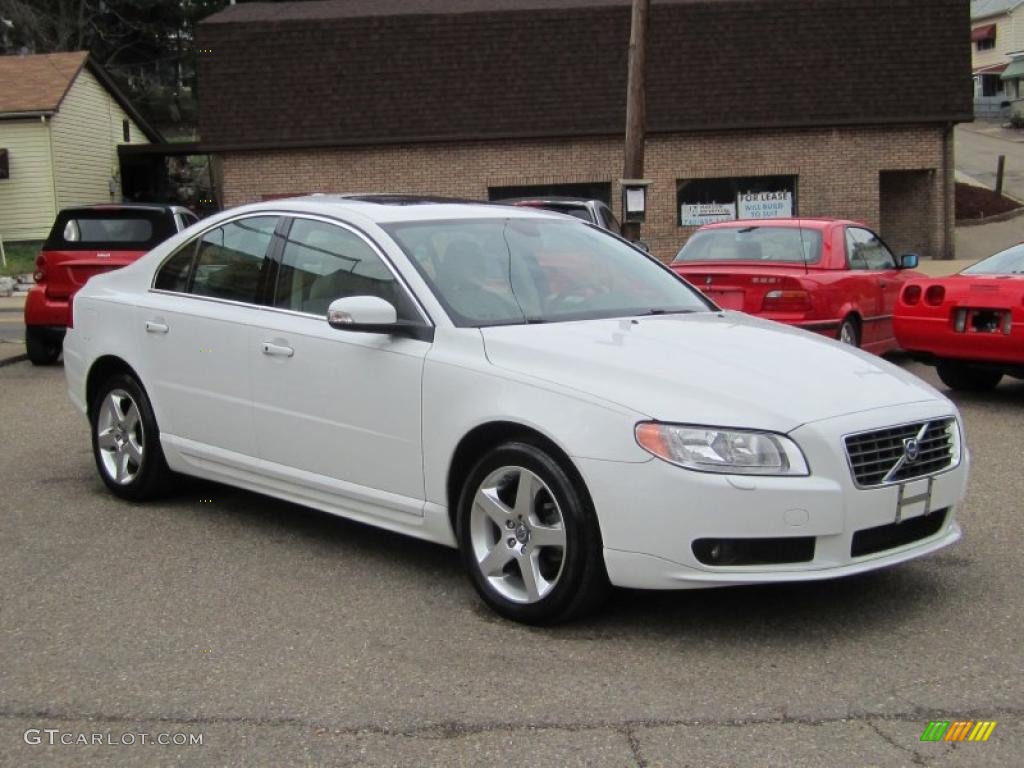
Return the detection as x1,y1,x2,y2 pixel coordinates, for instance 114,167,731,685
262,342,294,358
145,321,169,334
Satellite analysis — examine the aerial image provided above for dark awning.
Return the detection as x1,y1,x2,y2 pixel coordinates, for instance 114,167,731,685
974,62,1008,76
972,24,997,42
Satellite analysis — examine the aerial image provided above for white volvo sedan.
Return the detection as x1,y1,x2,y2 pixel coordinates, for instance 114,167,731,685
64,196,968,623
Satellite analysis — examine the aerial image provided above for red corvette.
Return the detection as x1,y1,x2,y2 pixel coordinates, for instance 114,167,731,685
671,219,921,354
894,244,1024,391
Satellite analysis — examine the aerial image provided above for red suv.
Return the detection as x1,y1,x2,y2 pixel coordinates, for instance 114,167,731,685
25,204,197,364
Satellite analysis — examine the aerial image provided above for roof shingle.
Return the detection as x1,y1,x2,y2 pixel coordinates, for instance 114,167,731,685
198,0,972,150
0,51,88,115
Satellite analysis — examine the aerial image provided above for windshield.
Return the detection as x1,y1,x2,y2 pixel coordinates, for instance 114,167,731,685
383,218,711,327
962,245,1024,275
673,226,822,265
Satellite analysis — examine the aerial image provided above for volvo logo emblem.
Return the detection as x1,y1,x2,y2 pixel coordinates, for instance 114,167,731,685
515,523,530,544
903,437,921,463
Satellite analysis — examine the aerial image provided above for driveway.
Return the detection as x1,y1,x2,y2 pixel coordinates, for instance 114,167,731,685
956,122,1024,201
0,360,1021,766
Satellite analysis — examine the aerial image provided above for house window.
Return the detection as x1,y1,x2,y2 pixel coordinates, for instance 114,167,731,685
0,149,8,180
122,119,131,142
977,38,996,51
677,176,798,227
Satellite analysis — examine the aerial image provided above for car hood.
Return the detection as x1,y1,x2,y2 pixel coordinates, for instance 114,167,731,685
480,311,947,433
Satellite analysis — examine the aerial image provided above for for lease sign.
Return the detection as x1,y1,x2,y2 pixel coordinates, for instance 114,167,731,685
737,190,793,219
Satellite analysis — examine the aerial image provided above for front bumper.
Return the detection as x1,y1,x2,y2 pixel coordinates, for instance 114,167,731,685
579,401,968,590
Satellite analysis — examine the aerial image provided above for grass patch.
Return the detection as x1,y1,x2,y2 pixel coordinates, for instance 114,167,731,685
955,182,1021,221
0,241,41,278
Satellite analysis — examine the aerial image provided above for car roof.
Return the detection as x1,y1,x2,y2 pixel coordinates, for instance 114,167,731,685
698,218,858,231
232,194,571,223
57,203,182,215
496,197,598,207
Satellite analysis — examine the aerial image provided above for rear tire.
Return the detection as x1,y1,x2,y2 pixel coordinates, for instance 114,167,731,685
936,361,1003,392
25,326,63,365
838,317,860,348
90,373,172,500
456,439,609,624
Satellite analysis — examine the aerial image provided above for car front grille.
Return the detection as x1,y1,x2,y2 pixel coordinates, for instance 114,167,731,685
844,418,956,487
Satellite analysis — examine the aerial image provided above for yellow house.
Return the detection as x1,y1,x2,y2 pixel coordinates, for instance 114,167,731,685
971,0,1024,116
0,51,160,242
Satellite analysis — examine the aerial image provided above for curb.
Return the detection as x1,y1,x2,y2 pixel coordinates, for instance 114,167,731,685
0,353,28,368
956,205,1024,228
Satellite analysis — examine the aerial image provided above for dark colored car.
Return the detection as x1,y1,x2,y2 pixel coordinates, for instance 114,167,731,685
497,197,621,233
25,204,198,364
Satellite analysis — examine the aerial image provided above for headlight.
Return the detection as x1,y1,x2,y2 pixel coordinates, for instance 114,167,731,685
635,422,809,476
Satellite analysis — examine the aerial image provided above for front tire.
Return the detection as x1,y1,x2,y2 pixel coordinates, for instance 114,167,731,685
25,326,63,365
456,440,609,624
90,373,172,500
936,361,1003,392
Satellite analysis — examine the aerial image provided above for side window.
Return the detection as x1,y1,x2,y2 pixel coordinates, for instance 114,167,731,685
845,229,867,270
154,242,198,292
273,218,416,320
191,216,278,304
847,227,896,271
176,212,199,231
600,205,621,233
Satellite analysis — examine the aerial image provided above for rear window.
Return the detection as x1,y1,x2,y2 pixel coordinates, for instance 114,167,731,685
44,209,175,251
673,226,822,265
517,203,593,223
64,218,153,243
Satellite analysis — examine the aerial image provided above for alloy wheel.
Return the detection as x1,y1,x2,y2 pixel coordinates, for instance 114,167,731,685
468,466,567,604
95,389,145,485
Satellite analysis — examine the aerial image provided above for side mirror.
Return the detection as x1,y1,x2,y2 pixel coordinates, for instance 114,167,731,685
327,296,435,342
636,240,651,253
327,296,398,332
899,253,920,270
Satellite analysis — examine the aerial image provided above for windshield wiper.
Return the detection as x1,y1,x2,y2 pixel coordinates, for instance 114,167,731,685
641,308,698,316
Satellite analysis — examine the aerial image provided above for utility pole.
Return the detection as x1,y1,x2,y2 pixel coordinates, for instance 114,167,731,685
622,0,650,243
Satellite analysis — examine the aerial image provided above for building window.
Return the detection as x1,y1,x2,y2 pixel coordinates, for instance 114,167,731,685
677,176,798,227
977,38,996,51
488,181,612,206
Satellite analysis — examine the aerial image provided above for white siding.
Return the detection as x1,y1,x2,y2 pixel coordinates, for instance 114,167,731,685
0,119,57,241
50,68,149,210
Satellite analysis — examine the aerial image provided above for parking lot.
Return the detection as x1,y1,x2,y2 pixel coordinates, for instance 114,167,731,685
0,357,1020,767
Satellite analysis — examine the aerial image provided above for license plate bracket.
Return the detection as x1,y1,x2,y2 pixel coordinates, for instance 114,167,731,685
895,476,934,523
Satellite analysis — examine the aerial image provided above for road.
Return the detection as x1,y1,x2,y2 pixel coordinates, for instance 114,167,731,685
956,122,1024,201
0,299,23,344
0,360,1021,766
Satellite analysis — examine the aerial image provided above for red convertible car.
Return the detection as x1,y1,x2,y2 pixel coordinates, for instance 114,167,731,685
671,219,920,353
894,244,1024,391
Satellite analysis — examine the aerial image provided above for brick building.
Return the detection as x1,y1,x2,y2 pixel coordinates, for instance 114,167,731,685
198,0,971,261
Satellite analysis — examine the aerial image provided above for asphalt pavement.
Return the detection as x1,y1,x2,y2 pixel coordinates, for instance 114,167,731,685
0,358,1021,767
955,121,1024,203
